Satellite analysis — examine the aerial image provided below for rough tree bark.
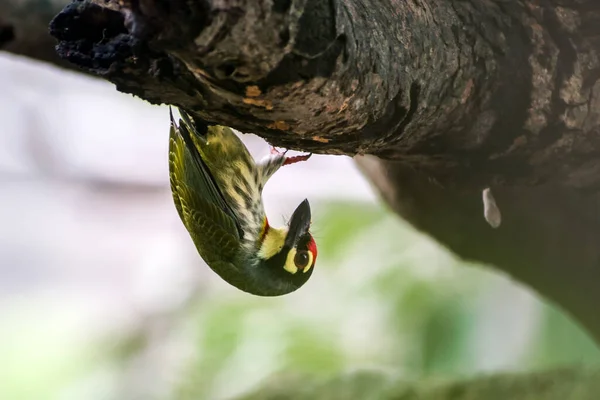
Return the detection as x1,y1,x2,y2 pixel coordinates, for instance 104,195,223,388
3,0,600,343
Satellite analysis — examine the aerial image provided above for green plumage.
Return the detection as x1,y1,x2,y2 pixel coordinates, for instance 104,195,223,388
168,107,316,296
169,112,248,290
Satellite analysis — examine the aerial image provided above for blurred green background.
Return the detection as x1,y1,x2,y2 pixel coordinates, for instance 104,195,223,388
2,200,599,400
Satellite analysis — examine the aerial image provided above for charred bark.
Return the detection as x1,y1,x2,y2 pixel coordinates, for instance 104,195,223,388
15,0,600,342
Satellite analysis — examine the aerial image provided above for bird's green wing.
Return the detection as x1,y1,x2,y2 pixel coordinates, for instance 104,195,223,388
170,124,247,286
169,108,242,237
178,186,240,265
179,109,259,198
180,185,250,289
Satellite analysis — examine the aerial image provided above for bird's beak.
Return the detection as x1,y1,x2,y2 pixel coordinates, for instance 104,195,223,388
285,199,312,247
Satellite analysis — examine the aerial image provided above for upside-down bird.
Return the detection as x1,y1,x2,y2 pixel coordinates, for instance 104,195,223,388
168,107,317,296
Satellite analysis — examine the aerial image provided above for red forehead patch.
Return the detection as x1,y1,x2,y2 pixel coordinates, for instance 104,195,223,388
307,236,317,263
259,217,270,242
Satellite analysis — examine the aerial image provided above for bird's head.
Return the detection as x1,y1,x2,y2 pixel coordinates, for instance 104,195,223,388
244,199,317,296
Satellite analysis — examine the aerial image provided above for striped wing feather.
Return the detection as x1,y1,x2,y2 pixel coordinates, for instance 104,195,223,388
169,119,243,278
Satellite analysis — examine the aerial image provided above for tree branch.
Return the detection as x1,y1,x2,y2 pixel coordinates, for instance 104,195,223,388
42,0,600,342
48,0,600,186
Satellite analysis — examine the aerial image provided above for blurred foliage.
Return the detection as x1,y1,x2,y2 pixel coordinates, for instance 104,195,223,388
236,367,600,400
171,201,600,399
2,201,600,400
529,306,600,367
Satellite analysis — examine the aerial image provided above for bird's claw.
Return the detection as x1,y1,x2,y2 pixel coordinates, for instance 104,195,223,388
270,147,312,166
282,153,312,166
270,147,289,156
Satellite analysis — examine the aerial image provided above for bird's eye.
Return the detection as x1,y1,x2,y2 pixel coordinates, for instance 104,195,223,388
283,248,314,275
294,251,310,268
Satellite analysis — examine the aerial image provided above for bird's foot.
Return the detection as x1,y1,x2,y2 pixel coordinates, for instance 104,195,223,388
270,147,312,166
270,147,288,157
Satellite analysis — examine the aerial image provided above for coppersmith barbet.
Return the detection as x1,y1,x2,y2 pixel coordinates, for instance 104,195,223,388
168,108,317,296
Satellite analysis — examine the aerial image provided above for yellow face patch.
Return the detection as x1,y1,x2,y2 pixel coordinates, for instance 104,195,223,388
284,248,299,274
258,227,287,259
302,251,315,274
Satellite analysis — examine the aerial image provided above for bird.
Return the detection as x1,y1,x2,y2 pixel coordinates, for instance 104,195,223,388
168,107,317,296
